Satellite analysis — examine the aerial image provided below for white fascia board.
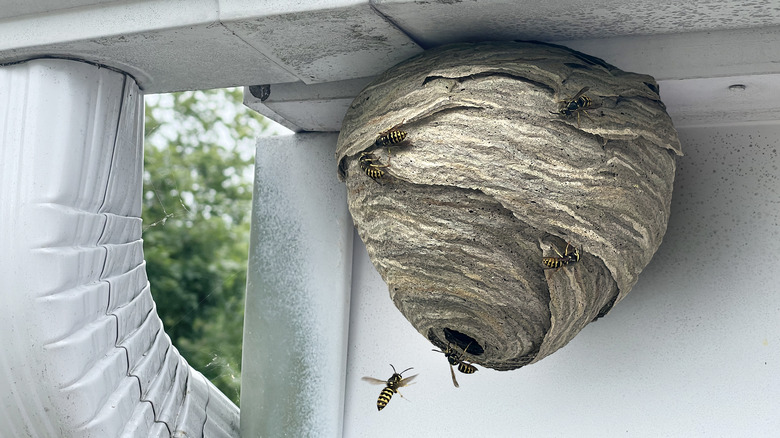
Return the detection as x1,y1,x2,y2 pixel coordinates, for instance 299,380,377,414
661,74,780,128
559,26,780,82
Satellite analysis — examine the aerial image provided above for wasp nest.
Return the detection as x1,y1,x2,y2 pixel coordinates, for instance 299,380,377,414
336,41,682,371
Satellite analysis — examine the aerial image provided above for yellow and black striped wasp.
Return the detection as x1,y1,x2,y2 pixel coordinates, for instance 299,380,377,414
542,241,581,272
358,150,391,182
432,343,478,388
359,122,410,182
374,124,407,148
375,119,409,148
553,86,600,128
362,364,418,411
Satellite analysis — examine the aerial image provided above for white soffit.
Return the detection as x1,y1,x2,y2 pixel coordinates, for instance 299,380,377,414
374,0,780,48
3,0,780,129
0,0,422,92
0,0,299,92
221,1,422,84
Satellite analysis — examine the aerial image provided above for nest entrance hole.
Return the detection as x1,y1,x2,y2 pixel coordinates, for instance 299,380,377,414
443,328,484,355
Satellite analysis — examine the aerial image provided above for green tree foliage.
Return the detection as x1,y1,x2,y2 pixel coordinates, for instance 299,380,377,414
142,88,269,406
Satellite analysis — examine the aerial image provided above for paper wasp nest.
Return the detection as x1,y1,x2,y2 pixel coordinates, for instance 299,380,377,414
336,41,682,371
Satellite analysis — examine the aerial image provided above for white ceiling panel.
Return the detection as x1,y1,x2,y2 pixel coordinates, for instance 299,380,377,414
2,0,780,128
0,0,301,93
0,0,423,92
374,0,780,48
222,3,422,84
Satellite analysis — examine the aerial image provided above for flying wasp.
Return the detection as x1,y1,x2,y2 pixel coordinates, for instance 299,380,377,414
552,86,600,128
542,241,581,272
432,343,478,388
362,364,418,411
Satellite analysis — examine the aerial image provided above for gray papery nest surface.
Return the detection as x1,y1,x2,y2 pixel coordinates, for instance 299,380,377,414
336,41,682,371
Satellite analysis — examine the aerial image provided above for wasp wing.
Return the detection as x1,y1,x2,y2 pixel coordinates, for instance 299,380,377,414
361,376,388,385
377,120,407,137
397,373,418,388
571,86,590,100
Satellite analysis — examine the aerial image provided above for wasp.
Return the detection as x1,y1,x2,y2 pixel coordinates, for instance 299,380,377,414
362,364,418,411
542,241,581,271
553,86,600,128
375,128,407,147
359,122,409,182
358,150,391,182
432,343,478,388
375,122,408,147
